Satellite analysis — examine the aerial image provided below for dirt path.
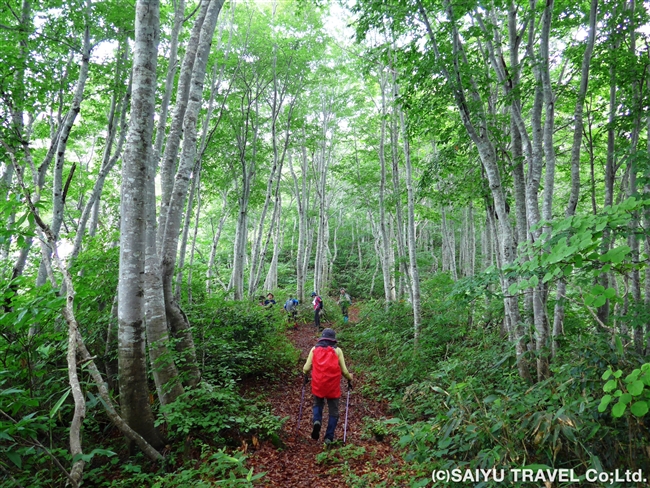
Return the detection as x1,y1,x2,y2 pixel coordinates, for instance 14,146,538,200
245,306,405,487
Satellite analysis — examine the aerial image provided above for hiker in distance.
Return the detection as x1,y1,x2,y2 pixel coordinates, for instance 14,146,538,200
284,295,299,326
303,328,353,445
337,288,351,323
311,291,323,329
263,293,276,307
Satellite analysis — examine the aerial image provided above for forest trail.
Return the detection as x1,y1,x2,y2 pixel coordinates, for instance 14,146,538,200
245,306,406,487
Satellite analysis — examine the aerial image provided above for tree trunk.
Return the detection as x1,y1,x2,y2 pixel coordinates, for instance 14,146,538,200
35,0,92,287
152,0,186,167
598,25,622,326
71,66,131,261
552,0,598,357
187,180,202,304
174,162,201,303
418,1,531,381
160,0,224,387
399,107,422,345
313,97,334,295
378,71,395,303
264,192,283,291
390,69,408,298
144,143,183,407
206,191,229,295
118,0,165,448
157,0,210,249
291,145,311,303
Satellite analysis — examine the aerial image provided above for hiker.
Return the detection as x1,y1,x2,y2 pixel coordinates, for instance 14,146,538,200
311,291,323,329
337,288,351,323
263,293,276,307
284,295,299,324
303,328,353,445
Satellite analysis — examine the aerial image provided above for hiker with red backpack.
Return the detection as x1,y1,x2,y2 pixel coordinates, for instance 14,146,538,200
302,328,353,445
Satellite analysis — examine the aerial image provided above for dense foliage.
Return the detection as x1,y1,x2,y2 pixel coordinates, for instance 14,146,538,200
342,283,650,486
1,268,297,486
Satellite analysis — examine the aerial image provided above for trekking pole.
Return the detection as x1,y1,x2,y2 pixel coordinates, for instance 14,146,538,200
343,380,352,443
296,375,308,433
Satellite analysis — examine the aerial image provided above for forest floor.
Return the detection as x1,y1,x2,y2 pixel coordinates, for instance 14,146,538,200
244,306,411,487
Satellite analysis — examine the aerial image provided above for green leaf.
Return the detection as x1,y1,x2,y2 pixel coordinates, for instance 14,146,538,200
542,271,554,283
602,369,613,380
0,388,24,396
591,284,605,294
615,336,624,356
631,401,649,417
612,401,627,418
5,451,21,469
628,380,644,397
603,380,617,392
529,275,539,287
50,388,71,418
0,431,14,441
508,282,518,295
603,288,616,299
598,395,612,412
483,394,499,404
614,370,623,379
620,393,632,405
593,295,606,308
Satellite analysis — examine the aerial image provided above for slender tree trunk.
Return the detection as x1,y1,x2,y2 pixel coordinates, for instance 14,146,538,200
118,0,165,448
157,0,210,248
626,0,643,352
152,0,186,167
390,69,408,298
378,71,394,303
399,108,422,344
36,0,93,287
174,162,201,302
552,0,598,357
206,191,229,295
71,69,131,261
160,0,224,387
441,206,458,280
291,145,310,303
144,146,183,407
187,181,201,304
599,25,622,325
418,1,531,381
313,97,334,295
264,192,283,291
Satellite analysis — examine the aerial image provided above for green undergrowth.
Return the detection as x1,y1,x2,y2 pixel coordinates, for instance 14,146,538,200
1,280,298,487
339,274,650,487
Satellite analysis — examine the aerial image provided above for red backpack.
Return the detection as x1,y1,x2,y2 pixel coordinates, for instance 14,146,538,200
311,346,341,398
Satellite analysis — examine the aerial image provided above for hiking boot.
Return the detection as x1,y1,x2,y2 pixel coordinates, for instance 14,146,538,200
324,438,333,448
311,421,321,440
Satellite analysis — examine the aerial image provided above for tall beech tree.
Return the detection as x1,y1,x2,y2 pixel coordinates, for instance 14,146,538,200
118,0,165,448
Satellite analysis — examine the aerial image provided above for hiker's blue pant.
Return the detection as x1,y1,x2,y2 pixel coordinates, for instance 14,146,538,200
313,396,339,440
